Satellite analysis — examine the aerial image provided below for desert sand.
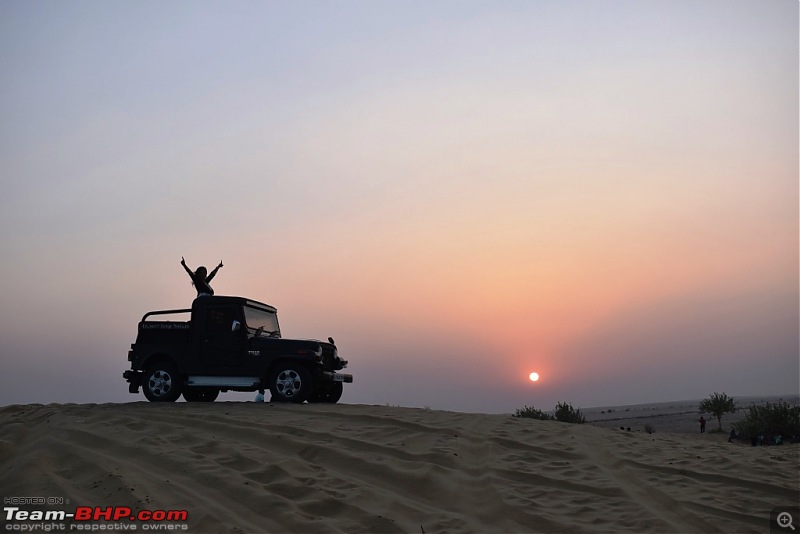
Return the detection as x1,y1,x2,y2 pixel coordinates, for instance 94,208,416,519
1,402,798,533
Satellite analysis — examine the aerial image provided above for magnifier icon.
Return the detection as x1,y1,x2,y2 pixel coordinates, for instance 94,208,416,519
778,512,796,531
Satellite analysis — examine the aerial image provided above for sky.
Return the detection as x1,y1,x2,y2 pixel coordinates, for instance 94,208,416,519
0,0,797,413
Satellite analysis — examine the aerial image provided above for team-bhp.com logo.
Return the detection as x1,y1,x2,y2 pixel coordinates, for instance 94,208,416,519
4,506,189,531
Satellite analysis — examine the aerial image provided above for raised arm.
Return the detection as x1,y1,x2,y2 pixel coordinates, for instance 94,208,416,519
180,256,194,278
206,260,223,282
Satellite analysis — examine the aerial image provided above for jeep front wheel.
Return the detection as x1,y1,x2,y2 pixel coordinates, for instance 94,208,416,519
269,364,311,403
143,362,182,402
308,382,343,404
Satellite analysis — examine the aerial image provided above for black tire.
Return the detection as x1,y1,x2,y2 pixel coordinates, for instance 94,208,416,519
269,363,312,403
183,388,220,402
324,382,344,403
308,382,343,404
143,362,182,402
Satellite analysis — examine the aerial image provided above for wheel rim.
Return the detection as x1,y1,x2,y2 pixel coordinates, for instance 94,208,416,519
148,370,172,397
276,370,302,398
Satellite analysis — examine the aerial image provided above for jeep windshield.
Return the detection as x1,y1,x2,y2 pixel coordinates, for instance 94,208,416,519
243,303,280,337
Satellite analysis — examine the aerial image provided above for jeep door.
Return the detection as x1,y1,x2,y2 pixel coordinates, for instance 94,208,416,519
199,305,247,369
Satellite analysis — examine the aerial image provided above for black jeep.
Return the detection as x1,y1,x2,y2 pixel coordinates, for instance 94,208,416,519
123,296,352,403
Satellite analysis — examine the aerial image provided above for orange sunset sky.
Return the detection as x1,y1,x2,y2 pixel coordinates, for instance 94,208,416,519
0,1,797,411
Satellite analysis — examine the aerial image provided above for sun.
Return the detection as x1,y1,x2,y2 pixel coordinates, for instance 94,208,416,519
529,372,540,382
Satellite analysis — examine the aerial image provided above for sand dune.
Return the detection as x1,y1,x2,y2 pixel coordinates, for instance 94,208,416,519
1,402,797,533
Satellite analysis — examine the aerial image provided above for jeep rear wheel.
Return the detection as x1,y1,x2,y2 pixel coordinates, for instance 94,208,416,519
183,388,220,402
269,364,311,403
143,362,182,402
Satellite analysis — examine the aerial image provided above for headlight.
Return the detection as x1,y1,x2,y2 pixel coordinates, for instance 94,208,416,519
297,344,323,357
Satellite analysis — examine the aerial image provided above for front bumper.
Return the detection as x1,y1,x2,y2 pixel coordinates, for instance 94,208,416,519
322,371,353,383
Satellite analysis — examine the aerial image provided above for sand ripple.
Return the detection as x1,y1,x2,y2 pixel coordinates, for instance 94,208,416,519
1,403,797,533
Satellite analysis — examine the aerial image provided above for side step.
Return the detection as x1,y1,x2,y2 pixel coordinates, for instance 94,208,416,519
186,376,260,388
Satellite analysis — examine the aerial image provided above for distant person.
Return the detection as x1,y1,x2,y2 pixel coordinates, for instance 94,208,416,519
181,256,223,297
728,429,737,443
698,416,706,433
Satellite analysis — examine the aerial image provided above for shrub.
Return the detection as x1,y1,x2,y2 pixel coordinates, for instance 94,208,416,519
733,402,800,441
699,392,737,431
514,402,586,424
644,424,655,434
513,405,554,420
553,401,586,424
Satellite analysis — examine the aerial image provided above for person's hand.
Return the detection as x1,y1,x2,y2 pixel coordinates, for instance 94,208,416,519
181,256,186,265
218,261,224,268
